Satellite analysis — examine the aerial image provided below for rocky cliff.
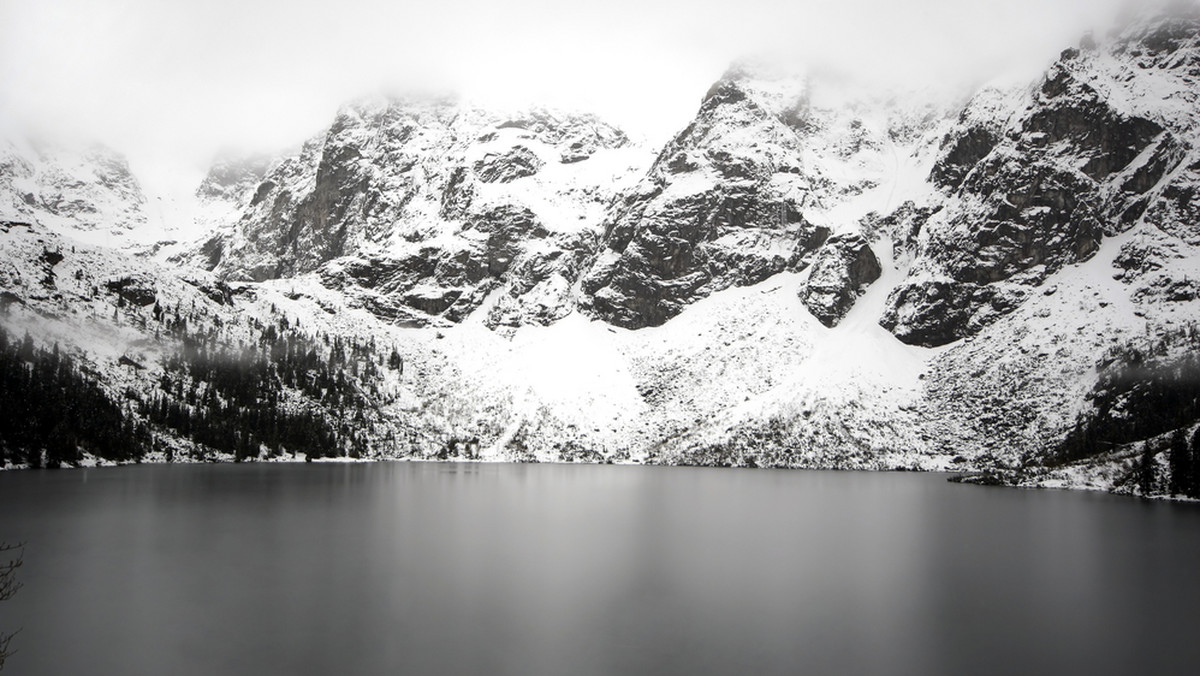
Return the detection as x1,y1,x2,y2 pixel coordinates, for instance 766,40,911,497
578,66,950,328
0,137,148,243
881,12,1200,347
3,10,1200,499
189,97,645,328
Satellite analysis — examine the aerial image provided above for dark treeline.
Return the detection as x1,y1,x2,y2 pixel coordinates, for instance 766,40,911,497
1055,325,1200,465
1165,427,1200,498
1,302,406,467
1136,427,1200,498
144,313,388,461
0,325,150,467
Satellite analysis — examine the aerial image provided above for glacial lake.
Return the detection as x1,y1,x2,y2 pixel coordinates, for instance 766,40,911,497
2,462,1200,675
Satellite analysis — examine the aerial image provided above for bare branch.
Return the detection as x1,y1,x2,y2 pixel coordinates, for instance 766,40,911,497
0,542,24,671
0,543,23,603
0,629,19,670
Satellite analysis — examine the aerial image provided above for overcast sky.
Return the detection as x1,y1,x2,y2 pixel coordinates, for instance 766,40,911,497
0,0,1151,198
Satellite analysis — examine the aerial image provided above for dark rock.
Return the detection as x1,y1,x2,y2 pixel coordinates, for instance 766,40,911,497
860,201,941,255
1143,159,1200,245
486,232,596,328
580,68,828,329
879,279,1026,347
798,234,881,327
1118,133,1184,196
439,167,475,220
315,204,580,325
118,355,145,370
104,275,157,306
473,146,543,183
1022,88,1161,181
0,290,24,311
951,160,1104,285
883,25,1194,346
0,221,34,233
198,236,224,271
466,204,548,278
249,180,275,207
40,248,64,267
191,98,628,332
1113,236,1173,282
183,277,235,305
581,182,828,328
402,287,463,315
929,126,1000,190
558,127,626,164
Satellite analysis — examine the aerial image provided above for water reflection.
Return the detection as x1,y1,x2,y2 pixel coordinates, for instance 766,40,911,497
1,464,1199,675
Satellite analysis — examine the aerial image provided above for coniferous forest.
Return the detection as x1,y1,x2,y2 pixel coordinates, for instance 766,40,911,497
0,325,149,468
0,303,409,468
1052,325,1200,498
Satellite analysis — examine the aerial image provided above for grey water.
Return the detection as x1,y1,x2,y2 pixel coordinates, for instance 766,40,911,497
1,463,1199,675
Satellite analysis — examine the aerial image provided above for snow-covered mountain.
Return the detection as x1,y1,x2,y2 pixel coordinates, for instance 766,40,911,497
883,12,1200,348
2,10,1200,499
182,96,647,329
0,136,150,246
909,11,1200,494
578,64,953,329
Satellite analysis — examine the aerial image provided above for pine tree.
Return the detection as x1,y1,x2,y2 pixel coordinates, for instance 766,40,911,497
1168,429,1190,496
1139,445,1156,496
1190,427,1200,499
0,541,23,670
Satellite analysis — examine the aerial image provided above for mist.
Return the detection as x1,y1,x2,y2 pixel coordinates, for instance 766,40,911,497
0,0,1158,200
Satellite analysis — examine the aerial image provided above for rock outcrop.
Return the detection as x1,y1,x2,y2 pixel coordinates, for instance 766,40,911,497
190,97,640,326
881,11,1200,346
798,234,881,327
195,154,272,206
0,138,148,237
577,67,933,329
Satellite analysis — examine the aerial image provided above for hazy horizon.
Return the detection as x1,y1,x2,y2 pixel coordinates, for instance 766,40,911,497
0,0,1171,201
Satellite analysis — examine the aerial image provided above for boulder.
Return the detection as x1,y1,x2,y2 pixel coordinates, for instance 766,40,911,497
104,275,157,307
473,146,543,183
798,234,881,327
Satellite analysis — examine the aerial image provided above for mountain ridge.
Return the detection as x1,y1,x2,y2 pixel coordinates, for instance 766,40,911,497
3,9,1200,499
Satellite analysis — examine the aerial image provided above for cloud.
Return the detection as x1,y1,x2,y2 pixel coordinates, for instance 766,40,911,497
0,0,1136,199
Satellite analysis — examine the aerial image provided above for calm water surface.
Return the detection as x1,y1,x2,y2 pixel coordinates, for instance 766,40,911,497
1,462,1199,675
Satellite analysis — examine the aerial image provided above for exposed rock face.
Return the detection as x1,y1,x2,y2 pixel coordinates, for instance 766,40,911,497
798,234,881,327
881,13,1200,346
1112,228,1200,303
0,138,148,236
580,182,830,328
929,127,1000,190
182,70,952,333
104,274,157,306
192,97,639,326
195,154,272,206
860,201,941,257
579,70,864,329
574,62,956,330
473,146,544,183
4,10,1200,505
486,231,597,328
880,277,1027,347
316,203,584,326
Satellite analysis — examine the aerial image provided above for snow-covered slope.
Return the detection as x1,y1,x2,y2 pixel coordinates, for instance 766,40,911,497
883,11,1200,347
183,97,649,328
3,10,1200,500
0,136,150,247
578,64,954,329
896,10,1200,495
